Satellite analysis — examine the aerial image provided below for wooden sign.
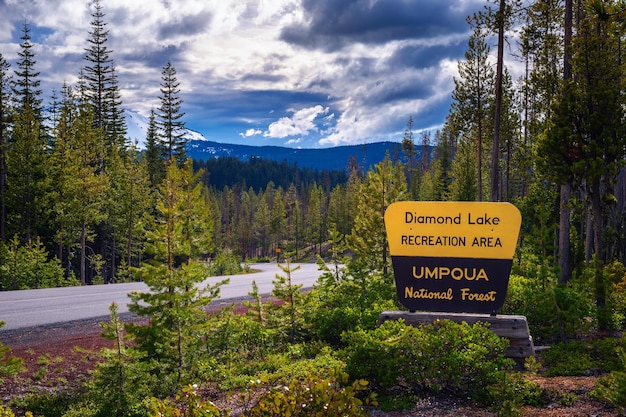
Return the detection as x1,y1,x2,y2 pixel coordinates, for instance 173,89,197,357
384,201,522,314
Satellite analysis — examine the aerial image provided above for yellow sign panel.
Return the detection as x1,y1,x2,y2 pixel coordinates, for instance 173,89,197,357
384,201,521,260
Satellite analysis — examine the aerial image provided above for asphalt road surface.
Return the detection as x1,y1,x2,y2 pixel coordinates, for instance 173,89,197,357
0,263,326,331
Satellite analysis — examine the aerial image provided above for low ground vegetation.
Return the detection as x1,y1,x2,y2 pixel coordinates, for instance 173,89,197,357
1,257,626,416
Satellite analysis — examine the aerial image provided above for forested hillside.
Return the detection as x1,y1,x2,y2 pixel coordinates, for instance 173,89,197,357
2,0,626,416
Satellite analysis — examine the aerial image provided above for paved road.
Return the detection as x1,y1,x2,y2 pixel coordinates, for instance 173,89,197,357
0,263,325,331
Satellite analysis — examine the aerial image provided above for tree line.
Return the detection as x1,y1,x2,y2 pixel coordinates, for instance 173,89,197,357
0,0,625,302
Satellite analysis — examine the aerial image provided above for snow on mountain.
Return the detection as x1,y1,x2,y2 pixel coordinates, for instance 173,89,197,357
124,108,208,148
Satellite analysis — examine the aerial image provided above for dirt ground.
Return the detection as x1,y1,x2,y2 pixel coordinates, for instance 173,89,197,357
0,316,619,417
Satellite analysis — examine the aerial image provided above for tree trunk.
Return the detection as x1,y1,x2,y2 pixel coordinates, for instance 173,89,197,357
557,0,574,283
558,184,572,284
491,0,505,202
81,222,87,285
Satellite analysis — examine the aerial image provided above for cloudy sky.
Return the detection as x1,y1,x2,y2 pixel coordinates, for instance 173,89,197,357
0,0,488,148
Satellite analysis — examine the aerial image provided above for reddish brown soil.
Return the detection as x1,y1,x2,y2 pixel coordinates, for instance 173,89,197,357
0,316,619,416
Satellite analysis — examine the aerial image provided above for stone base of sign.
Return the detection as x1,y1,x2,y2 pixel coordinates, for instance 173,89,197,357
378,311,535,359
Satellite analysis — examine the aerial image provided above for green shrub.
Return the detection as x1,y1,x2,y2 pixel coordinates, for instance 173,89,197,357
591,346,626,415
342,319,513,404
303,264,396,346
209,248,243,276
244,368,375,417
501,275,593,343
145,385,223,417
542,341,596,376
543,337,626,377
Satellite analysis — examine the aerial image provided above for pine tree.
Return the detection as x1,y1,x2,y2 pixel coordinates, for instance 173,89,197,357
12,22,42,117
448,137,478,201
89,302,153,416
82,0,127,152
270,261,303,344
7,23,50,243
145,108,164,189
127,160,224,394
106,147,152,281
157,61,187,165
253,193,271,257
537,0,626,328
449,30,494,201
348,154,407,279
0,54,11,242
52,91,107,285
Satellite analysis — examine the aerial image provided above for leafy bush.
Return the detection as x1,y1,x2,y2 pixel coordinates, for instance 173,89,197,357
543,337,626,377
244,368,375,417
341,319,513,404
303,261,396,346
501,274,593,343
0,235,73,290
591,345,626,415
209,248,242,276
145,385,222,417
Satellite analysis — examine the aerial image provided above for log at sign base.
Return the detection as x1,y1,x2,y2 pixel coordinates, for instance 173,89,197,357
378,310,535,359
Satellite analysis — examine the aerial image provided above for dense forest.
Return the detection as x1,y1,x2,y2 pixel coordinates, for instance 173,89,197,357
3,0,626,415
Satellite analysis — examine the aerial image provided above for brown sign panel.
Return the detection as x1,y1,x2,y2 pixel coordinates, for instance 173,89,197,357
384,202,522,314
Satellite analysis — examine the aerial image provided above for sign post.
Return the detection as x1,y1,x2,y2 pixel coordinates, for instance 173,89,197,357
382,201,534,358
384,201,521,314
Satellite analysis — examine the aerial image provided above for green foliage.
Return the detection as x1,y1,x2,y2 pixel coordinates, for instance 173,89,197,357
488,371,544,416
12,391,76,417
268,261,304,344
209,248,242,276
591,345,626,415
348,154,407,277
542,337,626,377
342,319,513,404
303,260,396,346
144,385,223,417
86,303,154,417
127,160,226,396
0,321,23,381
501,274,593,343
244,368,374,417
0,235,70,290
203,306,272,386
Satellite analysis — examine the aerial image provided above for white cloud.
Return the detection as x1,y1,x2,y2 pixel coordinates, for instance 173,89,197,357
0,0,487,148
264,105,329,139
285,137,303,146
240,128,262,138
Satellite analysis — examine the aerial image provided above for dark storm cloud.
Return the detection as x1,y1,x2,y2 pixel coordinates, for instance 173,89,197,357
157,10,213,39
280,0,473,51
122,44,186,69
184,89,335,136
389,43,467,69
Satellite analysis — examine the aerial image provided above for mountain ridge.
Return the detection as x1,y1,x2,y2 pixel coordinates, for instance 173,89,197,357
125,108,414,172
185,139,407,172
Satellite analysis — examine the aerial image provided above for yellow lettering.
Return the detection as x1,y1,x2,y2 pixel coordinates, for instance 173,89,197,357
460,288,497,302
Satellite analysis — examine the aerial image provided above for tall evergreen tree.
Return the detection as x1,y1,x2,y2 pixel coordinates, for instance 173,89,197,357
450,30,494,201
401,116,419,199
127,160,224,395
53,91,107,285
348,154,407,279
82,0,127,152
144,108,164,189
538,0,626,328
106,147,152,281
7,23,49,244
12,22,42,117
157,61,187,164
0,54,11,242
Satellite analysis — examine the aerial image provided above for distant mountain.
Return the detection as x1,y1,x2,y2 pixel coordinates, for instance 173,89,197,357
186,140,407,172
124,108,414,172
